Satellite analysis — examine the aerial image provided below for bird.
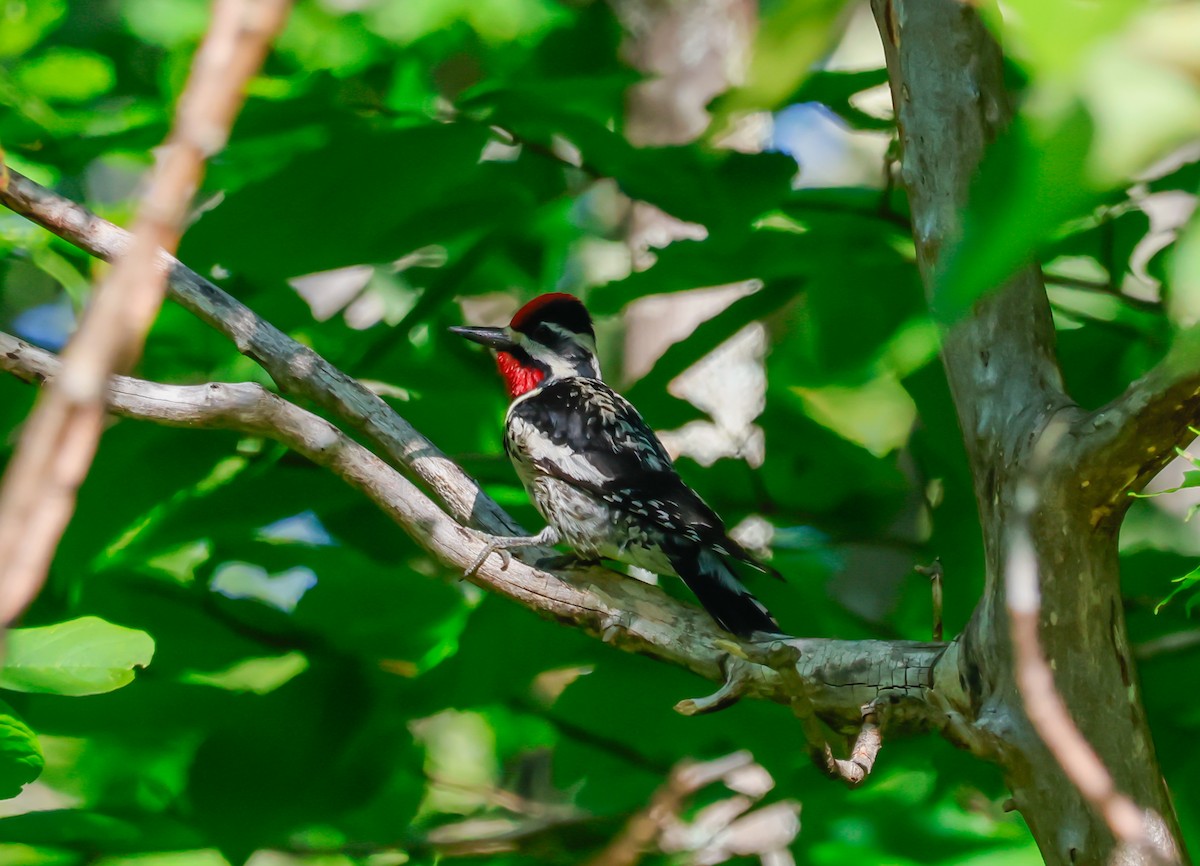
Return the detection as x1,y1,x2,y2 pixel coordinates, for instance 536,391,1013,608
450,292,783,639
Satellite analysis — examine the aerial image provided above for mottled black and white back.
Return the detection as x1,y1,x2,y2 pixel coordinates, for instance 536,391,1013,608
451,293,783,638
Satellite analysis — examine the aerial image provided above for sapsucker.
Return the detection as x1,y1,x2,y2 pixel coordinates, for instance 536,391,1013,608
451,293,782,638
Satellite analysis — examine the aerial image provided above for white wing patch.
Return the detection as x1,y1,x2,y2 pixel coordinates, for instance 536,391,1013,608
506,414,613,487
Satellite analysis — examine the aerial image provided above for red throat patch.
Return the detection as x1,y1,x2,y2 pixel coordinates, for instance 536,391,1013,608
496,351,545,399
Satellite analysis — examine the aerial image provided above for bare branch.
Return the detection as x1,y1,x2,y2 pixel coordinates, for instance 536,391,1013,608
1073,328,1200,523
0,166,968,754
584,752,753,866
811,708,881,788
673,654,760,716
1,330,960,735
1043,274,1162,314
0,168,522,539
0,0,290,625
1007,425,1180,865
1134,629,1200,662
588,751,799,866
915,558,943,642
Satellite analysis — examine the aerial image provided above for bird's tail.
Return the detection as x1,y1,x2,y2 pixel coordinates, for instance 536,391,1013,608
670,548,783,639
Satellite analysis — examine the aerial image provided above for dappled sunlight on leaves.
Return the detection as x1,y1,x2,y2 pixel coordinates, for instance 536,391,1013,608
0,0,1197,861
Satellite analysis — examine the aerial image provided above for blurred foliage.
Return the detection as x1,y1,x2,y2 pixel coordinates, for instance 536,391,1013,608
0,0,1198,864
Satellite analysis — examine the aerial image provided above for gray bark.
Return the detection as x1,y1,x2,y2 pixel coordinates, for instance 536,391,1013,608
0,329,952,733
870,0,1190,862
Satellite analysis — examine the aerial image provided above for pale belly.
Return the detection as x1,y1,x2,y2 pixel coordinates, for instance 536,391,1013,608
520,472,677,576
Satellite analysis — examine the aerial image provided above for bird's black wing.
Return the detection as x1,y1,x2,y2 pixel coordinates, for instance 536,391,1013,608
509,378,783,637
507,378,676,483
508,378,779,574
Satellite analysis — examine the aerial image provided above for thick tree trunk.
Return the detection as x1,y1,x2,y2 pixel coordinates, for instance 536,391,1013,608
971,486,1180,864
870,1,1187,863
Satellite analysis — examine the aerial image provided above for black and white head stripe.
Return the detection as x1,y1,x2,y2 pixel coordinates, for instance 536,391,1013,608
509,293,600,381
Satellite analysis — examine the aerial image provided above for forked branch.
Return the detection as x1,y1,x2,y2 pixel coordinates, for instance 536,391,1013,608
1,330,958,737
1007,424,1180,864
1073,329,1200,523
0,167,521,539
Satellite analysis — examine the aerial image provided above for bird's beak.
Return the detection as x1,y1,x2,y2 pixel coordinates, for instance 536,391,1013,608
449,325,517,351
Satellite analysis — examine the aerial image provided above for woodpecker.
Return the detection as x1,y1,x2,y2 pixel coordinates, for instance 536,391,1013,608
450,292,783,639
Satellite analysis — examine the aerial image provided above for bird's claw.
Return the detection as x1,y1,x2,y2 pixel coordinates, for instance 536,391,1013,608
466,539,513,577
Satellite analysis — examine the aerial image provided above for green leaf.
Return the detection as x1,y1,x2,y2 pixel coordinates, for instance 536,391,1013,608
589,230,804,314
0,810,148,847
935,107,1098,323
120,0,209,49
0,617,155,696
985,0,1143,82
0,0,66,59
712,0,850,117
787,67,893,131
0,699,43,799
1169,194,1200,328
203,539,474,674
461,86,796,232
15,48,115,103
1155,564,1200,614
180,651,309,695
85,853,231,866
180,120,517,281
935,844,1050,866
1130,469,1200,499
365,0,570,44
625,278,805,410
792,372,917,457
0,844,79,866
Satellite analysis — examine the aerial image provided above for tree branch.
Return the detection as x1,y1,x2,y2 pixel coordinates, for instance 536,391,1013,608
1043,273,1162,315
870,0,1070,478
0,167,522,539
583,751,794,866
1072,328,1200,523
0,329,958,735
869,1,1188,861
0,0,290,625
1007,431,1180,864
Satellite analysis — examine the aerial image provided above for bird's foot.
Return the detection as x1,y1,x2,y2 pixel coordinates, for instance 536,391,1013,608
464,525,562,577
466,536,513,576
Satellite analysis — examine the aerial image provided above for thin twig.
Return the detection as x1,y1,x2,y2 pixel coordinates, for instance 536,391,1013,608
915,558,943,642
811,707,881,787
1043,274,1162,314
1134,629,1200,661
0,0,291,625
737,641,889,787
673,654,760,716
585,751,785,866
583,754,743,866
